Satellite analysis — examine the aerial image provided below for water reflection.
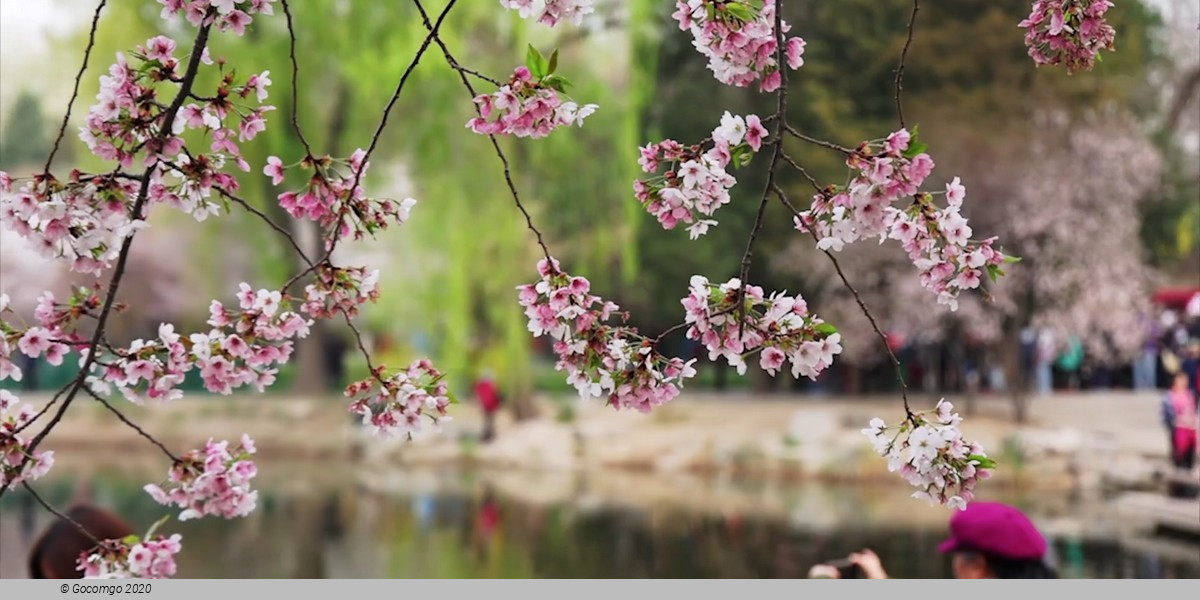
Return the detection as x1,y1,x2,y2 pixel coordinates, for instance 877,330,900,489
2,462,1197,579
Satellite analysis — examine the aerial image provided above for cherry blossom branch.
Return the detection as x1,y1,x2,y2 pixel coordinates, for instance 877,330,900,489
342,315,380,377
280,0,315,157
774,185,914,420
85,388,181,464
894,0,920,129
413,0,555,264
42,0,107,174
22,482,102,546
0,22,215,499
280,0,460,293
780,151,823,193
453,65,502,86
784,125,853,154
735,1,789,338
216,187,315,268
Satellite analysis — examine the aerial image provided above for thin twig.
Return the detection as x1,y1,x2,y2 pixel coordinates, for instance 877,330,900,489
735,1,789,340
894,0,920,130
781,151,823,194
453,65,501,86
279,0,314,157
285,0,462,293
22,482,102,546
217,187,314,268
784,125,854,154
774,186,913,419
1,23,215,499
413,0,554,263
278,0,460,292
85,388,180,463
42,0,107,174
342,314,379,376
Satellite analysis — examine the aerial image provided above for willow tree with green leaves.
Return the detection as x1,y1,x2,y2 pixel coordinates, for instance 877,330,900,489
60,0,661,405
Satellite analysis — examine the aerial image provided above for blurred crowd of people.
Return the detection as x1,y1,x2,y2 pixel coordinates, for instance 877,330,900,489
1015,291,1200,396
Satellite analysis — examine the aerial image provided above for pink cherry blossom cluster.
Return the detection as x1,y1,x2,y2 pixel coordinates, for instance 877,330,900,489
861,400,994,510
634,112,768,239
300,265,381,320
887,192,1009,311
0,294,25,381
345,359,452,439
1,289,97,375
0,35,273,275
81,36,272,175
265,151,418,246
158,0,274,35
794,129,1008,309
682,276,841,379
0,171,147,275
79,533,183,579
81,283,311,403
794,129,934,252
144,434,258,520
672,0,806,91
0,390,56,489
467,66,597,139
1019,0,1116,74
499,0,594,27
518,257,698,413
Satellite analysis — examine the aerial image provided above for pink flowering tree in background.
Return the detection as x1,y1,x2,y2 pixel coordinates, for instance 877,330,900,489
776,109,1163,422
0,0,1129,578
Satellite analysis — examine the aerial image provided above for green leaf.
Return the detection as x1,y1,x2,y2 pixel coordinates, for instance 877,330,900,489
724,2,752,22
902,125,929,160
122,535,141,546
547,48,559,76
986,264,1005,283
144,514,172,539
1003,255,1022,264
968,454,997,469
543,74,571,93
525,44,548,79
815,322,839,335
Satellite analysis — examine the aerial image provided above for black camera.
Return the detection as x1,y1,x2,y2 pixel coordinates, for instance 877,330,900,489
826,558,865,579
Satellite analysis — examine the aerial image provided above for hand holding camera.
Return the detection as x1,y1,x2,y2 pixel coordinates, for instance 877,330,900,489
807,549,889,579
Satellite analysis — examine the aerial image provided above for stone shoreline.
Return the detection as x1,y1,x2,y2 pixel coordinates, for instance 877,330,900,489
22,389,1196,493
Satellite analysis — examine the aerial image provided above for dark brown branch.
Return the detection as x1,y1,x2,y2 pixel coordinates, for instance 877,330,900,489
85,388,180,463
894,0,920,129
784,125,854,154
1,23,215,499
279,0,460,296
22,482,102,547
413,0,554,264
283,0,461,294
279,0,314,157
735,1,789,340
217,187,314,268
42,0,107,174
781,151,823,194
342,314,379,376
774,185,914,419
453,65,501,86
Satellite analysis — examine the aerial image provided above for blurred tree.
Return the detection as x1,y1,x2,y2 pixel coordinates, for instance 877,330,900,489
59,0,657,411
0,91,51,170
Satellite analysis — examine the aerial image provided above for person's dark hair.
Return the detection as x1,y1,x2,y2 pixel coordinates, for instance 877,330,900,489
956,548,1059,579
29,504,134,579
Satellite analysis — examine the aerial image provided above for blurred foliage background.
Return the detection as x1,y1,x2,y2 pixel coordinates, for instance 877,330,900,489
0,0,1197,408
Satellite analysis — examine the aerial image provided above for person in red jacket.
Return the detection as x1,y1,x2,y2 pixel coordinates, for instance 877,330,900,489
474,370,502,443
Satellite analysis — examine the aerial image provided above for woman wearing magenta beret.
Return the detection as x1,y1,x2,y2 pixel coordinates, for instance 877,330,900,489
809,502,1059,579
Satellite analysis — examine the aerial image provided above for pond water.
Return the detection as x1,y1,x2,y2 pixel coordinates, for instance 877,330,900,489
2,460,1198,579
